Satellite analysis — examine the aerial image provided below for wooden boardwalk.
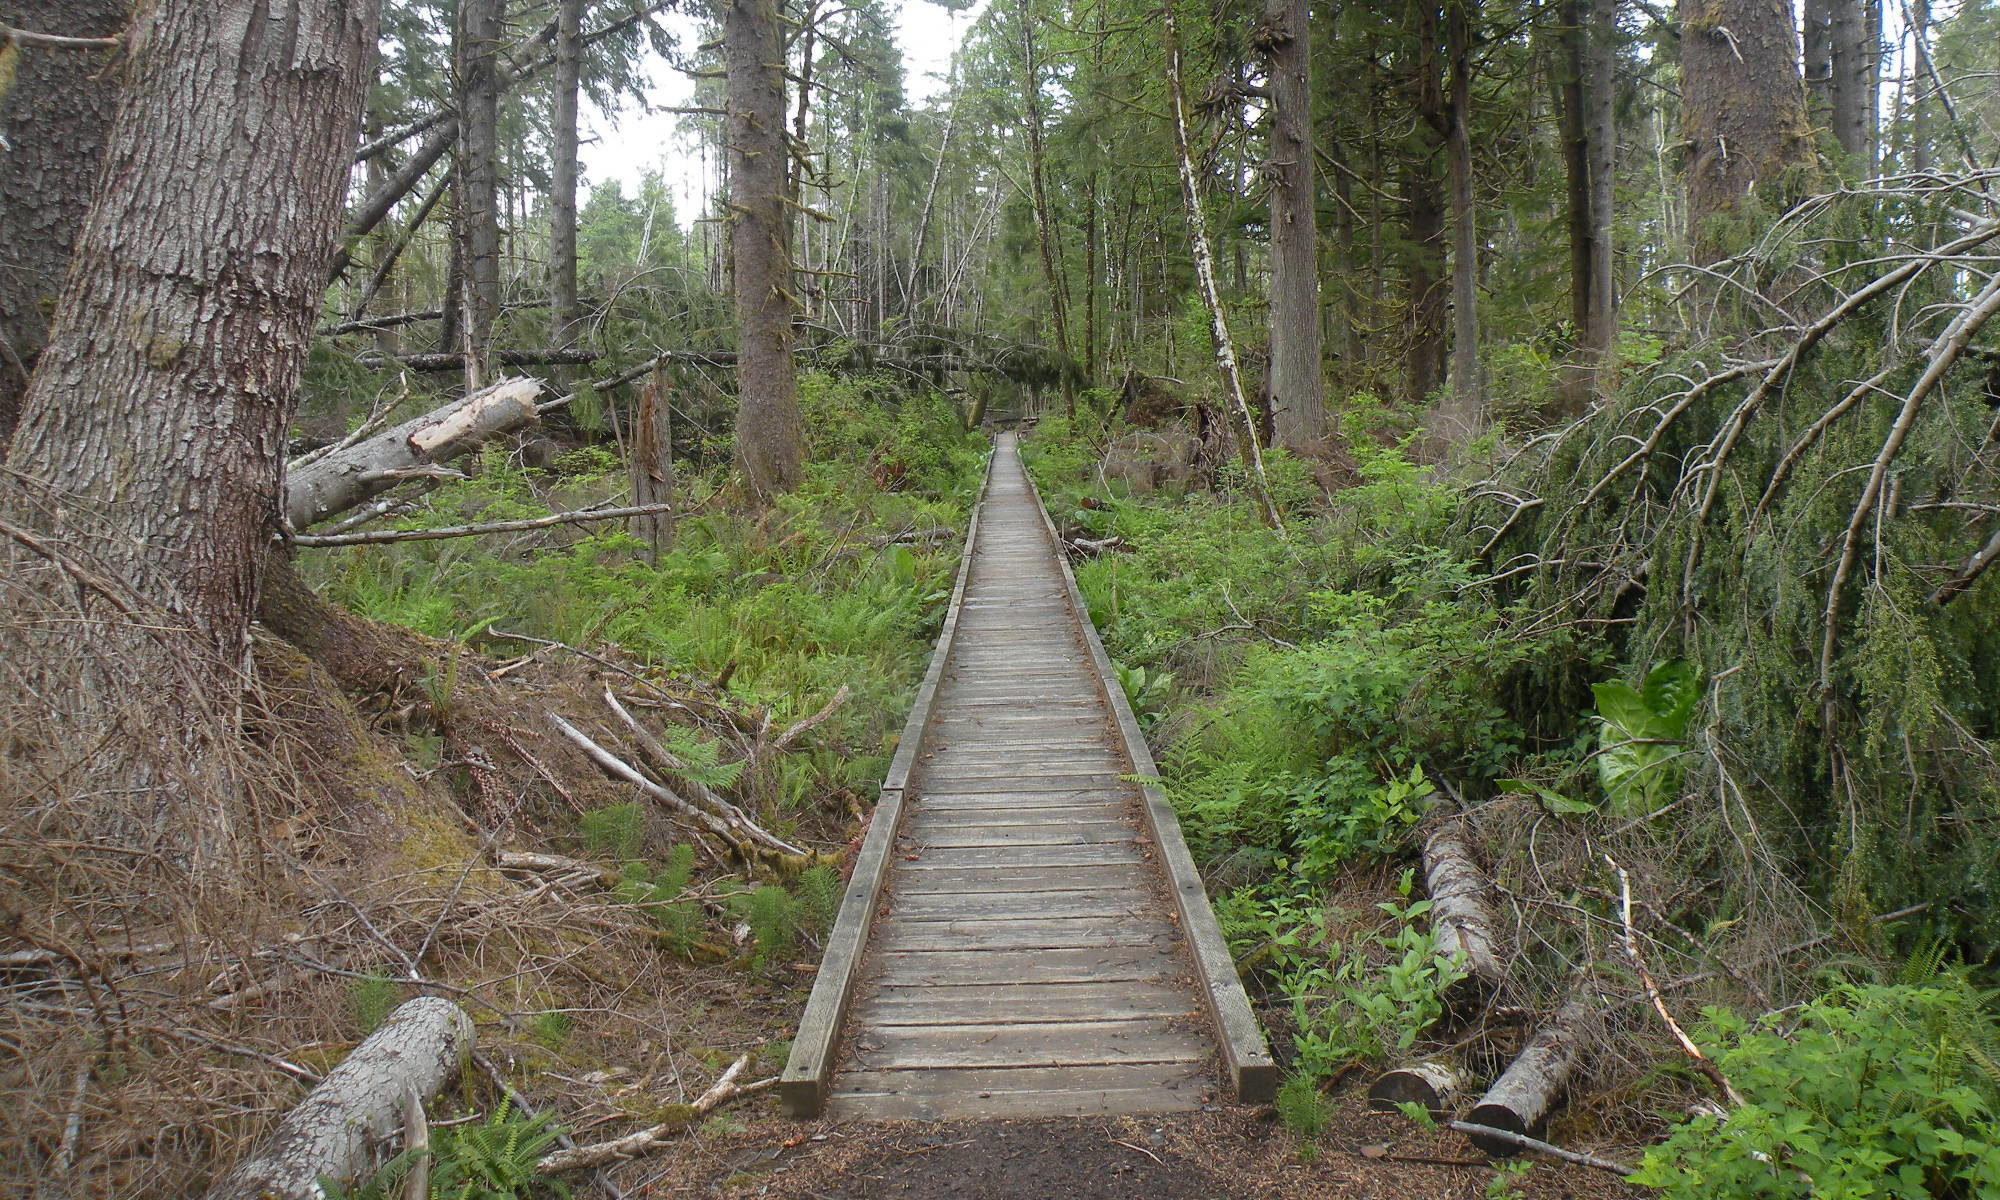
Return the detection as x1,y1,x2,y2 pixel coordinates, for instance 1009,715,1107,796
782,433,1273,1120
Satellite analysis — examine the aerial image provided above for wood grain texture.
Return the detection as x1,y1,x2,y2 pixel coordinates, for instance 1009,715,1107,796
793,434,1269,1121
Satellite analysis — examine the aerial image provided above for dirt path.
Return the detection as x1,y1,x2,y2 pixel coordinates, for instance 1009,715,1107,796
632,1090,1638,1199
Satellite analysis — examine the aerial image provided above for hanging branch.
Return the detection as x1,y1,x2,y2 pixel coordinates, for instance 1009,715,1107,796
1159,0,1282,533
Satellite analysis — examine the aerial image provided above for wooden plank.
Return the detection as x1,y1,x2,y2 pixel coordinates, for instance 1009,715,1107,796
874,916,1172,952
887,889,1155,919
855,980,1198,1024
778,446,991,1119
887,863,1152,894
845,1019,1208,1071
871,944,1188,986
915,768,1128,787
914,788,1120,808
902,822,1136,848
828,1073,1205,1120
1016,444,1279,1106
894,843,1147,869
908,805,1128,827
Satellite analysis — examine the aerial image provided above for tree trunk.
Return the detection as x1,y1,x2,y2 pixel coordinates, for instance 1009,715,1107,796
1368,1060,1465,1118
1405,1,1448,410
1555,0,1594,413
1019,1,1079,416
454,0,504,389
1802,0,1833,122
285,379,542,530
1830,0,1869,168
726,0,805,501
1162,0,1281,531
1584,0,1615,340
1678,0,1813,263
1463,995,1599,1155
1423,821,1506,991
631,366,677,559
1263,0,1326,452
550,0,585,346
1437,0,1483,442
203,998,473,1200
0,0,380,849
0,0,124,446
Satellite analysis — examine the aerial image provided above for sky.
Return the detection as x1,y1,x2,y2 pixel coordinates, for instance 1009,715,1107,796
579,0,987,225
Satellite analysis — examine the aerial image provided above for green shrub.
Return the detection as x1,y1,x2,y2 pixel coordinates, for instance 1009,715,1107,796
1632,980,2000,1198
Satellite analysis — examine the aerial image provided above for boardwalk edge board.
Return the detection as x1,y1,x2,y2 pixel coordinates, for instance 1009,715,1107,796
1019,443,1282,1105
778,445,995,1118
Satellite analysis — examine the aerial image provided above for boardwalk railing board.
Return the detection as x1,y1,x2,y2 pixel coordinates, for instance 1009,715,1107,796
778,445,994,1119
1015,444,1280,1104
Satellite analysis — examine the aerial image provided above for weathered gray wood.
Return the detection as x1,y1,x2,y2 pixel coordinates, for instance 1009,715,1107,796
903,822,1135,847
875,917,1171,951
779,446,991,1118
895,843,1148,869
1369,1060,1467,1118
889,864,1152,894
858,980,1197,1023
1464,996,1599,1155
847,1019,1208,1071
890,890,1150,919
830,1063,1207,1120
204,998,472,1200
1015,437,1281,1105
1425,821,1507,992
872,944,1188,986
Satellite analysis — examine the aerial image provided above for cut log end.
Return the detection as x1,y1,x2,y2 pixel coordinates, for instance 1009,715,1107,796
1463,1102,1532,1156
1367,1060,1464,1118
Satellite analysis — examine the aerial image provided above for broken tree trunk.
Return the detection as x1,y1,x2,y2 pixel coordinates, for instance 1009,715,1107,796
283,377,540,529
1424,821,1506,993
1368,1060,1466,1119
630,366,676,560
1462,995,1599,1156
203,997,473,1200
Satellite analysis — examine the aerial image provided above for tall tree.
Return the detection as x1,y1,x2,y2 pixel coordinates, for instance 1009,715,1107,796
1678,0,1813,262
1016,0,1079,416
0,0,124,444
454,0,505,388
726,0,805,499
551,0,586,346
1,0,380,845
1262,0,1326,450
1829,0,1878,169
1436,0,1483,439
1404,0,1449,408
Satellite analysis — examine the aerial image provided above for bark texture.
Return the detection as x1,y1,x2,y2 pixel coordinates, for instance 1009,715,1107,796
1423,821,1506,990
550,0,584,344
1368,1060,1465,1118
631,367,676,559
726,0,805,500
0,0,380,861
1437,0,1483,441
1018,2,1079,417
5,0,379,648
1261,0,1325,450
0,0,124,444
1463,996,1599,1155
454,0,504,388
1677,0,1813,261
203,997,473,1200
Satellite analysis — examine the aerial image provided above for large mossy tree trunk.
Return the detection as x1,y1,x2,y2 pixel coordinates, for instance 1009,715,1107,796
726,0,805,502
1262,0,1326,451
0,0,124,445
1,0,379,766
1678,0,1813,263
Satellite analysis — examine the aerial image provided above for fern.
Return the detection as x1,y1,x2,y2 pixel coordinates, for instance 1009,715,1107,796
796,864,842,938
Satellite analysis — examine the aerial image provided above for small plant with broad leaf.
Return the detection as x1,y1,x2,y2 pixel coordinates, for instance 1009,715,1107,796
1591,659,1701,816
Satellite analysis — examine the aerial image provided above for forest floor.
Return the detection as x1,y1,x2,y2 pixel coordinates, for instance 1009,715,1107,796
619,1089,1635,1199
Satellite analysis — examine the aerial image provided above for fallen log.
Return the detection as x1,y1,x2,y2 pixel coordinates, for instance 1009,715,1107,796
1461,995,1598,1157
284,378,540,529
1367,1060,1465,1119
358,348,600,372
1423,821,1506,993
203,996,473,1200
290,502,675,548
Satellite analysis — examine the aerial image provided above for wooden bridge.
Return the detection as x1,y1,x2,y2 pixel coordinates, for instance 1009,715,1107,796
781,433,1274,1120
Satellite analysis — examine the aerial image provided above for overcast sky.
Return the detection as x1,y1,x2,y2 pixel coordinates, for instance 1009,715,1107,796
579,0,987,225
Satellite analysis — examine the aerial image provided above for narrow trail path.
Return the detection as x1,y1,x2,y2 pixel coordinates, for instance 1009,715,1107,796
783,432,1271,1121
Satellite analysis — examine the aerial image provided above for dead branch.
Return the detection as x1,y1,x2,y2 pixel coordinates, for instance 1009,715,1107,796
551,709,812,871
535,1056,776,1174
290,503,674,548
1607,856,1744,1107
769,685,850,755
1446,1122,1635,1176
1930,524,2000,605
